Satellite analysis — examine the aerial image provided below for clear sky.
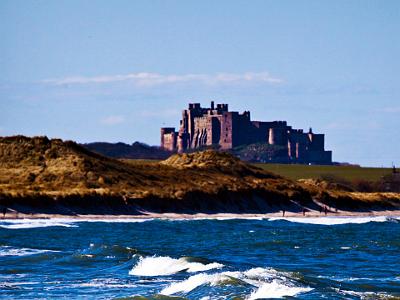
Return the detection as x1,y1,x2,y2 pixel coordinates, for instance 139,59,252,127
1,0,399,167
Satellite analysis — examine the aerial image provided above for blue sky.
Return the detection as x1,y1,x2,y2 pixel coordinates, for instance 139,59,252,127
1,0,399,166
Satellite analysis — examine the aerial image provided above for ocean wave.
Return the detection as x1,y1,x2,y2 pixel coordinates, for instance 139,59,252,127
160,267,312,299
0,217,157,229
160,272,239,295
0,281,39,290
70,278,137,289
318,274,400,283
267,216,394,225
0,218,78,229
163,216,265,221
2,216,398,229
248,280,312,299
0,246,59,257
81,218,153,223
129,256,224,276
334,287,395,299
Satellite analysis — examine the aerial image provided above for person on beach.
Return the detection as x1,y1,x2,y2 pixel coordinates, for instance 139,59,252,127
324,206,328,216
282,209,285,217
2,207,6,218
303,208,306,216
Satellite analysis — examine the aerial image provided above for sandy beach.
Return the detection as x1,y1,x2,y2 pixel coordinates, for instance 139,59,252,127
2,208,400,221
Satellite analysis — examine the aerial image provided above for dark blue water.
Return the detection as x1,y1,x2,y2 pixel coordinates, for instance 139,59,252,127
1,216,399,299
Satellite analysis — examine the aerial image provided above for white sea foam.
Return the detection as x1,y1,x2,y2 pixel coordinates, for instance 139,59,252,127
318,274,399,283
248,280,313,299
161,216,264,221
0,281,39,290
0,246,59,257
161,273,232,295
71,278,137,288
0,218,155,229
243,268,312,299
0,218,78,229
129,256,224,276
268,216,390,225
82,218,153,223
160,267,312,299
1,215,399,229
334,287,394,299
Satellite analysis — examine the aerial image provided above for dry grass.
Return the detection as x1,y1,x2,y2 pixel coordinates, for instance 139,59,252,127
0,136,399,213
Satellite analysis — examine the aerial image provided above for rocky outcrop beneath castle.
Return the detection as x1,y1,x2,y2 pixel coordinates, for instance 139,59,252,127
0,136,398,216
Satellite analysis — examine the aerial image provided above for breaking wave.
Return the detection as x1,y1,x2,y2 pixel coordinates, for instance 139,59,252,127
160,272,234,295
1,216,398,229
129,256,224,276
160,267,313,299
0,218,154,229
267,216,398,225
248,280,312,299
0,246,60,257
0,219,78,229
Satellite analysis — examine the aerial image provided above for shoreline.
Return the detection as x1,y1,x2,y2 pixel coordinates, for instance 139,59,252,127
2,209,400,220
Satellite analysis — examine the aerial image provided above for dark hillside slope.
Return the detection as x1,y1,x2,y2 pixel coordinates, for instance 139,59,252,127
82,141,172,160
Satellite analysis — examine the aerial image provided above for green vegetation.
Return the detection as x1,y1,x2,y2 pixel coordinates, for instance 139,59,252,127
254,163,391,181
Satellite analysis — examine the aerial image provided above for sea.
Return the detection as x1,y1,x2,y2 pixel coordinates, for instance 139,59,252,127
1,216,399,299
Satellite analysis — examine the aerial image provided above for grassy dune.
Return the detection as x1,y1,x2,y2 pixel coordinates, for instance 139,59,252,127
123,160,391,182
0,136,399,215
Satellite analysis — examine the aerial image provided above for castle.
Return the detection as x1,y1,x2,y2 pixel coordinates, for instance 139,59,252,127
161,102,332,164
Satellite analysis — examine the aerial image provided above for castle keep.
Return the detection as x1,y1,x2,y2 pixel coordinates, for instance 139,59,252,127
161,102,332,164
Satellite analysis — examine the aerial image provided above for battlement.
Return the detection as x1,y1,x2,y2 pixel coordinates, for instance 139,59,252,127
188,103,201,109
161,101,332,164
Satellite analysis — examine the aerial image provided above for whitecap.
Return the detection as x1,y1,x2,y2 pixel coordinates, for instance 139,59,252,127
0,246,59,257
268,216,389,225
129,256,224,276
160,267,312,299
248,280,313,299
161,273,219,295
